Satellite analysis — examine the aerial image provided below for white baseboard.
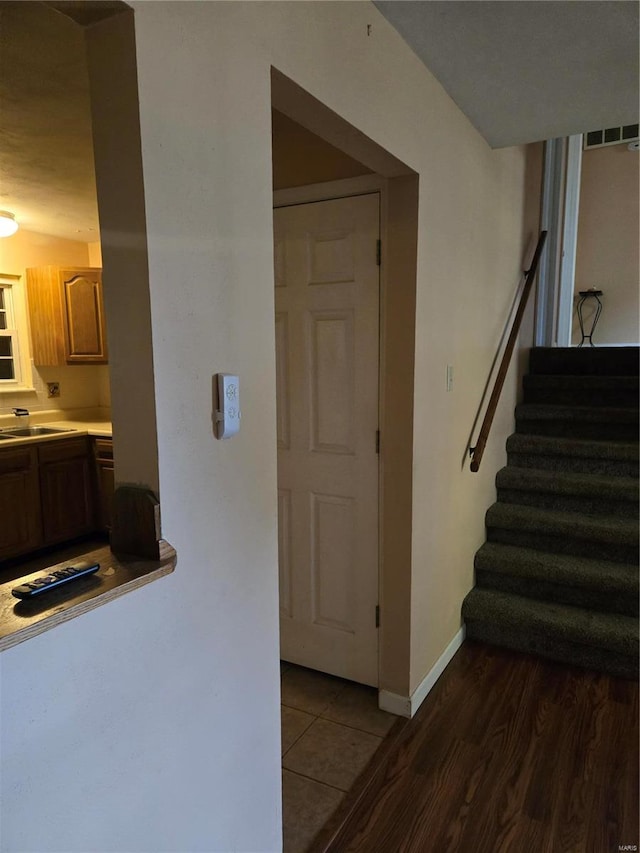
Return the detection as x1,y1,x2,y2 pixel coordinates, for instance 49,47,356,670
378,626,466,719
378,690,412,717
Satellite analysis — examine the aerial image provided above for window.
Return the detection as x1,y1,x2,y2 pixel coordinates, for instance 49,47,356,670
0,285,20,382
0,275,33,391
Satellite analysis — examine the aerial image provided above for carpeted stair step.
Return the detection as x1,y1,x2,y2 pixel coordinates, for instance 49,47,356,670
485,502,639,563
464,347,639,679
475,542,638,616
523,374,639,408
529,346,640,377
507,433,639,477
515,403,638,441
496,466,639,517
462,587,639,679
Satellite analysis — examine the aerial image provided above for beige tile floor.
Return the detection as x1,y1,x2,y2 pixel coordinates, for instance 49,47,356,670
280,662,397,853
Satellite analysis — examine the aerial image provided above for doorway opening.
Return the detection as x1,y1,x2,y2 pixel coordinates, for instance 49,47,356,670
536,133,639,348
271,69,419,699
271,69,419,850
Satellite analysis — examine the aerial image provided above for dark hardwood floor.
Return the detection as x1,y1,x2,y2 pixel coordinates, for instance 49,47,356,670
318,641,639,853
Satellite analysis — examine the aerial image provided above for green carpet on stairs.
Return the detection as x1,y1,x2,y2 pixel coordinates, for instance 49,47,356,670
463,346,640,679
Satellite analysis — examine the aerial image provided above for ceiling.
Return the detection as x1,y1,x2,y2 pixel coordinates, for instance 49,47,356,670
0,2,638,243
374,1,639,149
0,2,100,242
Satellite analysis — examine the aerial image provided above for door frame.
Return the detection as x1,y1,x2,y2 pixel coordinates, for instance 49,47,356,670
274,174,388,688
557,135,583,346
535,134,583,347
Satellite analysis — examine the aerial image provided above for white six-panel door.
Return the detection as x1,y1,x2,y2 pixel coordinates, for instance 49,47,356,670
274,193,380,686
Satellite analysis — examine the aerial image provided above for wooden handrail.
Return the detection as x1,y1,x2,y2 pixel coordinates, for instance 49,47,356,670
469,230,548,472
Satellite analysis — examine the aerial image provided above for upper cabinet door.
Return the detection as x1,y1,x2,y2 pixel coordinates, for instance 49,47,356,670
26,266,108,365
61,270,108,363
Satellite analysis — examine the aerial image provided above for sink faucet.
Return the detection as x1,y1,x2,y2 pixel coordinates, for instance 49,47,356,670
12,408,29,418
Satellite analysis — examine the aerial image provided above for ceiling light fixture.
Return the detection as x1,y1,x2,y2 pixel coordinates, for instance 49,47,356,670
0,211,19,237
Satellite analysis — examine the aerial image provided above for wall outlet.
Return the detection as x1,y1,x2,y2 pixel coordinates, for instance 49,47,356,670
47,382,60,398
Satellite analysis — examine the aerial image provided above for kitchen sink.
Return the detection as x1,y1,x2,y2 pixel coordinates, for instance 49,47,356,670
0,426,75,437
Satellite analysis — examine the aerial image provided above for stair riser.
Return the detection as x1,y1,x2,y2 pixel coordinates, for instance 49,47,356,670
497,488,638,518
523,387,639,408
476,570,638,617
529,347,640,377
465,621,638,680
488,528,638,564
507,451,639,478
515,420,638,441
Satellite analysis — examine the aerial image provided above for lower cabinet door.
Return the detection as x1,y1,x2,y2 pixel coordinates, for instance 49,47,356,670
93,439,115,532
0,447,42,559
38,439,94,546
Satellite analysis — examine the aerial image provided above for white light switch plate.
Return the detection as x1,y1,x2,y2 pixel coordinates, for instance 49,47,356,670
215,373,241,438
446,364,454,392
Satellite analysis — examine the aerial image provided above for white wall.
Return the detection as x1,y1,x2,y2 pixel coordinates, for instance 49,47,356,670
0,4,538,851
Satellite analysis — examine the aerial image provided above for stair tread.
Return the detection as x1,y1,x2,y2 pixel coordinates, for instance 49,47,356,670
475,541,638,592
486,501,639,544
515,403,638,422
496,466,640,500
462,587,638,656
507,432,639,459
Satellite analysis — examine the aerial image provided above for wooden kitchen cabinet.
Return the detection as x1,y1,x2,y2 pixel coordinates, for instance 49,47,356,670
93,438,114,532
38,438,95,546
26,266,108,365
0,446,42,560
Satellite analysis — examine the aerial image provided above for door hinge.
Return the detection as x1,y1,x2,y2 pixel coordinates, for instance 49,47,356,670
375,605,380,628
375,429,380,454
376,239,381,266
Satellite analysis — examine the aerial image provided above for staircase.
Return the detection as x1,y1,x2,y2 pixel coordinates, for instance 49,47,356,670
462,346,639,679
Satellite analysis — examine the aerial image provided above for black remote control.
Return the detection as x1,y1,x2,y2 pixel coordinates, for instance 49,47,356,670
11,561,100,599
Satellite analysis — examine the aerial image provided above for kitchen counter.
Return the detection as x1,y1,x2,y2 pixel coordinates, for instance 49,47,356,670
0,412,112,446
0,540,176,652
